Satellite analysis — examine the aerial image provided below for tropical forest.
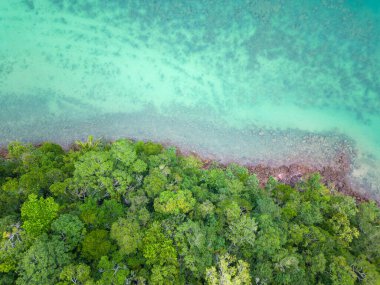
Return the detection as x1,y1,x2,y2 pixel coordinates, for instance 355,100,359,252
0,139,379,285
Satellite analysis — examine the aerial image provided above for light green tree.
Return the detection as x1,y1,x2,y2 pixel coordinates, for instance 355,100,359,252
97,256,130,285
154,190,196,215
110,218,142,256
205,254,251,285
143,169,167,198
329,256,357,285
71,151,114,200
110,139,137,168
58,263,94,285
227,214,257,248
328,212,359,246
143,222,179,284
21,194,59,238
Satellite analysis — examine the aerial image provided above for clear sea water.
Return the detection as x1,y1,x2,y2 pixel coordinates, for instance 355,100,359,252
0,0,379,199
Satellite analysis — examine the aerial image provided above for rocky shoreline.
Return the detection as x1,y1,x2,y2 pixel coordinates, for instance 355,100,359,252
0,141,375,205
176,146,375,204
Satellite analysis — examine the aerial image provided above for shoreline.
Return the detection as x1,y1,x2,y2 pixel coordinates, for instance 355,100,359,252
178,147,374,204
1,138,375,205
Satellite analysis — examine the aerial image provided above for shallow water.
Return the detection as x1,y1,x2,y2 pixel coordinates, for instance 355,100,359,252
1,0,379,199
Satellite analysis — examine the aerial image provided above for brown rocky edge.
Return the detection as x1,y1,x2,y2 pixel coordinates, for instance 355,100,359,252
178,148,375,205
0,141,375,205
0,148,7,159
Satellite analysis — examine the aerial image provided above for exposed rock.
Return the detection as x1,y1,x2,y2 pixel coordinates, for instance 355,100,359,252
0,147,8,158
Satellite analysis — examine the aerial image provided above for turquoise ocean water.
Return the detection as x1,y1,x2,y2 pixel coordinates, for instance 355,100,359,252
0,0,379,199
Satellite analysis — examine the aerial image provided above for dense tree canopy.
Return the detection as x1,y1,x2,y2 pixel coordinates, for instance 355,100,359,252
0,138,379,284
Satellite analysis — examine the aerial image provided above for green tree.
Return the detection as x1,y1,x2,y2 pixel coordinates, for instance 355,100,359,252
272,249,304,284
71,151,114,200
58,263,94,285
7,142,33,160
143,222,177,266
110,139,137,168
154,190,196,215
305,252,326,281
97,256,130,285
51,214,85,251
174,220,213,279
75,136,102,152
351,255,380,285
143,169,167,198
0,221,25,277
0,178,21,215
253,214,283,259
110,218,142,256
21,194,59,238
327,212,359,246
329,256,357,285
135,141,163,156
205,254,251,285
226,214,257,256
150,264,179,285
81,230,111,261
16,235,70,285
79,198,124,229
352,201,380,267
131,159,147,174
143,222,179,284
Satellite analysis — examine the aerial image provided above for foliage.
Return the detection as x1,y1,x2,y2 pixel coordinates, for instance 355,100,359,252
75,135,102,152
58,263,94,285
110,218,142,256
81,230,111,261
97,256,130,285
0,139,378,284
16,235,70,285
205,253,251,285
20,194,59,238
51,214,85,251
154,190,196,215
